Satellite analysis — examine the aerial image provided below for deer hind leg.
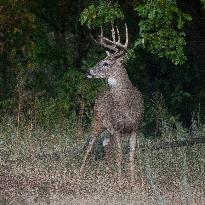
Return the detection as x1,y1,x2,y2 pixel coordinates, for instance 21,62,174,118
114,134,123,180
103,134,113,172
129,132,137,184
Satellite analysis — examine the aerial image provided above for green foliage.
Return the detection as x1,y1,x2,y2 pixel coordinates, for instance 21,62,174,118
135,0,192,65
0,0,205,133
202,0,205,7
36,68,105,125
80,0,124,28
1,0,36,61
170,86,191,106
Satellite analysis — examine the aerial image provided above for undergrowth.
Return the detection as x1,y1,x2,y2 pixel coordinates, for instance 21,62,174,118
0,115,205,204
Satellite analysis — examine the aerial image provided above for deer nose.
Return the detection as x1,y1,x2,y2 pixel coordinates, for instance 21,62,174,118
87,70,94,78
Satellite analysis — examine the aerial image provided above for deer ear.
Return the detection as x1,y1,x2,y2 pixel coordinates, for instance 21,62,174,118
106,51,110,56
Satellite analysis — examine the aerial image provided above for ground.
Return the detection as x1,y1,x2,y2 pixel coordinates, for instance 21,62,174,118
0,121,205,204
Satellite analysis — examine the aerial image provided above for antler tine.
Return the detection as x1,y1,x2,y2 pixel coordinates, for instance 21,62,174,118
124,23,128,49
116,26,120,43
90,35,118,52
99,42,118,52
100,26,103,43
112,24,129,58
91,23,129,54
101,23,128,51
111,24,116,42
96,25,118,52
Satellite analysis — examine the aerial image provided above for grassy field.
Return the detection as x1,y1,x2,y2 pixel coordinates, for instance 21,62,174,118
0,117,205,204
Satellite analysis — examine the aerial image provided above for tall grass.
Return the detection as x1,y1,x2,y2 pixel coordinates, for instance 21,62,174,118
0,115,205,204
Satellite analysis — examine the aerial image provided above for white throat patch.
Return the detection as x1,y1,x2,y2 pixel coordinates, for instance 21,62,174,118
108,77,117,86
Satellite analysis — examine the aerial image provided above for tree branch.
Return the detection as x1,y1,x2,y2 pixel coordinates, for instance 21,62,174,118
142,137,205,152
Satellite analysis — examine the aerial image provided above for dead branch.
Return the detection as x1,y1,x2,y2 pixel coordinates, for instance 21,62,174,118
143,137,205,152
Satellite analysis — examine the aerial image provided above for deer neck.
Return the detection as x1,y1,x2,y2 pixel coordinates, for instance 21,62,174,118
107,66,133,99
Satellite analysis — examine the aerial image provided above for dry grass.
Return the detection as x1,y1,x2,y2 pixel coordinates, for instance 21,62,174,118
0,118,205,204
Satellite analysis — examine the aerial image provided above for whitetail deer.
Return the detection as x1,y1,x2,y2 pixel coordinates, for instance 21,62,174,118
80,24,144,183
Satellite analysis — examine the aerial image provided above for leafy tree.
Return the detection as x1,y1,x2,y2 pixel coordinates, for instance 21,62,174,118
0,0,205,130
135,0,192,65
80,0,124,28
0,0,38,113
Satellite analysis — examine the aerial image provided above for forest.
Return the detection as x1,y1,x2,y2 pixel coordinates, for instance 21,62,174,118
0,0,204,129
0,0,205,204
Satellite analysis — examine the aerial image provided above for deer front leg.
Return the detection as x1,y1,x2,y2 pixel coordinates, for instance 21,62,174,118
129,132,137,184
80,117,104,173
114,134,123,180
80,136,97,173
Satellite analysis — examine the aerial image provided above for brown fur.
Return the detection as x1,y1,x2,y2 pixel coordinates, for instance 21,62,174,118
93,60,144,135
80,24,144,184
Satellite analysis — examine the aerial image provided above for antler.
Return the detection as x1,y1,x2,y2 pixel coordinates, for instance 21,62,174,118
92,23,129,58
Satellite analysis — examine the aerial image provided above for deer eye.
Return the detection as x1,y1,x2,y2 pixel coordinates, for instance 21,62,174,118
103,62,109,66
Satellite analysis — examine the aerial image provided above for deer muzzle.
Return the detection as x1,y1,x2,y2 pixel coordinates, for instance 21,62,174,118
87,69,95,78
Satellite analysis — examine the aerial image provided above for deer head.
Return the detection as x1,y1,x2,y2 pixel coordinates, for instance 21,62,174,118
87,24,128,79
